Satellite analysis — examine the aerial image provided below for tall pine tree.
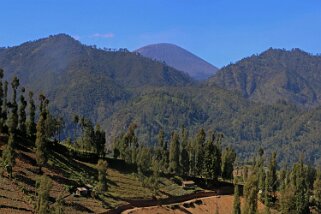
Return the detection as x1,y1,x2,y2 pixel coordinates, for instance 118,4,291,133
179,127,189,176
35,103,48,172
96,159,108,192
169,131,180,174
18,87,27,135
233,178,241,214
26,91,36,138
35,175,52,214
194,128,205,176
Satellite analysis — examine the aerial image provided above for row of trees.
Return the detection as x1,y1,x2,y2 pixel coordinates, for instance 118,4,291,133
72,115,106,157
233,149,321,214
113,125,236,182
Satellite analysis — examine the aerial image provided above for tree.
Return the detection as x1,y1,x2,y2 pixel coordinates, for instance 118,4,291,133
137,146,151,172
203,132,222,181
35,175,52,214
194,128,206,176
179,127,189,176
96,159,107,192
55,117,64,143
94,125,106,157
292,159,310,214
159,129,169,173
243,173,258,214
169,131,180,174
203,134,216,179
2,81,8,121
120,123,138,164
280,158,310,214
7,76,20,133
80,118,95,151
221,146,236,180
233,178,241,214
264,174,271,214
11,76,19,104
26,91,36,138
280,183,296,214
2,133,15,178
73,114,79,139
255,148,265,198
153,129,163,171
18,87,27,135
243,166,249,183
313,169,321,212
267,152,277,197
188,138,196,176
35,109,48,171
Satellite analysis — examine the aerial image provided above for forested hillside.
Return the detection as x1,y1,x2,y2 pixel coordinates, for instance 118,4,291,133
0,33,192,130
208,48,321,106
0,35,320,166
105,86,321,165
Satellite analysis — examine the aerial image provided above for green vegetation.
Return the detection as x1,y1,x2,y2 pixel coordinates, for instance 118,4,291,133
0,69,201,213
1,35,321,166
96,159,107,192
209,48,321,106
35,96,49,171
0,36,321,213
35,175,52,214
233,178,241,214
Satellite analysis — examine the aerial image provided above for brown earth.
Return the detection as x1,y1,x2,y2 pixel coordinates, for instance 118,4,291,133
0,141,107,213
123,195,279,214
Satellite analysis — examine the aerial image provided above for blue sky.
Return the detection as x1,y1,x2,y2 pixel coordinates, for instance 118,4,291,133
1,0,321,67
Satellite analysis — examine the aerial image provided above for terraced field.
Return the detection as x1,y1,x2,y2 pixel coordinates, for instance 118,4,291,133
0,141,200,213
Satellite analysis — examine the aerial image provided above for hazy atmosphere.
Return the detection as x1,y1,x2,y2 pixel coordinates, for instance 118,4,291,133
0,1,320,214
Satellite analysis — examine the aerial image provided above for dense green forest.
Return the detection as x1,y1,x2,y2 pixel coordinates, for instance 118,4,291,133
0,34,321,166
209,48,321,106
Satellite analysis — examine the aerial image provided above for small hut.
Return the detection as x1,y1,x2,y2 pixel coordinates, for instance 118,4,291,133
182,181,195,189
75,187,89,197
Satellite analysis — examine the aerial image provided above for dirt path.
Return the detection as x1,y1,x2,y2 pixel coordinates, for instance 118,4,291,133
122,195,278,214
104,191,217,214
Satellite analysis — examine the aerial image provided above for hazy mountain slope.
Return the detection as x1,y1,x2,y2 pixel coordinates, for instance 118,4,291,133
208,48,321,106
0,34,192,123
136,43,218,80
0,34,192,89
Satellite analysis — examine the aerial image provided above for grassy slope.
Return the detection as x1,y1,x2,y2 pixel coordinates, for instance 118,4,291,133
0,140,198,213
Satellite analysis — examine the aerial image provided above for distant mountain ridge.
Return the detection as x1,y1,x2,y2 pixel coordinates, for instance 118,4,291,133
0,33,192,122
135,43,218,80
208,48,321,106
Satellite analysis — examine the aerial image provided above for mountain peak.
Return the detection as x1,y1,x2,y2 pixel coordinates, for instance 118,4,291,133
43,33,81,45
209,47,321,106
259,48,313,58
135,43,218,80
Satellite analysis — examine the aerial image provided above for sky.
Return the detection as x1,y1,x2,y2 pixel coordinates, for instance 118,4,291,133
1,0,321,67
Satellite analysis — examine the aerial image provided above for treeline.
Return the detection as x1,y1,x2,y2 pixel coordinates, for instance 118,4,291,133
105,86,321,166
112,122,321,213
113,124,236,184
233,149,321,214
